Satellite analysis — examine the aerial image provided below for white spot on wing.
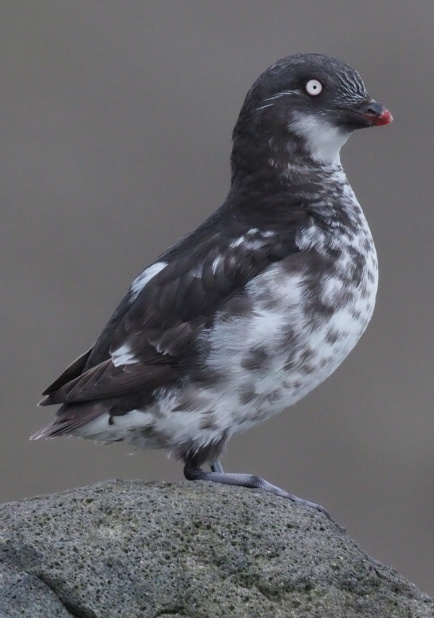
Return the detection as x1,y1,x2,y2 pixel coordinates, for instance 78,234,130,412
212,255,223,275
111,343,136,367
130,261,167,300
230,236,245,249
191,262,204,278
244,240,266,251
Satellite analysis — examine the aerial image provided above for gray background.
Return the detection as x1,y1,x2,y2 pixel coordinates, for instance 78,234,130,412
1,0,433,596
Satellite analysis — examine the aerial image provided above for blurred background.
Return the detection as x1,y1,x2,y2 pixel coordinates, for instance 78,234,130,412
1,0,433,596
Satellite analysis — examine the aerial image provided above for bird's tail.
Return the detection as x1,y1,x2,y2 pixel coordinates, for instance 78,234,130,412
30,401,106,440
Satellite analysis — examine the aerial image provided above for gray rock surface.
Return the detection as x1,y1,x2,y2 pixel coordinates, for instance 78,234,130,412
0,479,432,617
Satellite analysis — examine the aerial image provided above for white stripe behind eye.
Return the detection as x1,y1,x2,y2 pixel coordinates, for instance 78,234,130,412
130,261,167,300
257,90,297,111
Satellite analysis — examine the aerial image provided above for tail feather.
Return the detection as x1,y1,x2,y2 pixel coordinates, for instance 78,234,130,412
30,401,106,440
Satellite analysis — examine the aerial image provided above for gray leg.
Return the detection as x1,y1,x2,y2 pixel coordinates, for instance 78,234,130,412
184,463,333,522
210,460,224,473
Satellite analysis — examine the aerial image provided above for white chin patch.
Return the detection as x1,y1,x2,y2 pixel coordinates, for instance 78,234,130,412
290,112,350,165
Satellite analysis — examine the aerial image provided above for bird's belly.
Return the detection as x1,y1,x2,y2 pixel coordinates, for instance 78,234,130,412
80,244,377,454
192,249,378,433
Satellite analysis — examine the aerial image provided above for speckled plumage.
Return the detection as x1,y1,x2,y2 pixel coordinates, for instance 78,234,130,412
32,54,391,513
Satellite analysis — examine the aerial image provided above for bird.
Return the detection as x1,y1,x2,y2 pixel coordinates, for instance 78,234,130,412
31,53,392,518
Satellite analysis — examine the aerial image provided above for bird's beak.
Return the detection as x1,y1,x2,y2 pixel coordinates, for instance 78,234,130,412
355,99,393,126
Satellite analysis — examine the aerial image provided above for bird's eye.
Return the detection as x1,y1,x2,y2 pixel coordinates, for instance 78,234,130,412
305,79,323,96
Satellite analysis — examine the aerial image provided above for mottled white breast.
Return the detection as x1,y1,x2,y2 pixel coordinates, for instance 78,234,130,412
144,184,378,454
77,171,378,459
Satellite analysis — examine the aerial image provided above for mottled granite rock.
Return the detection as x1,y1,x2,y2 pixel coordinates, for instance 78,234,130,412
0,480,432,617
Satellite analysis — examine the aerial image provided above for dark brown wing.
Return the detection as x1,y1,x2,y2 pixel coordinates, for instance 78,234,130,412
40,200,307,407
41,348,92,397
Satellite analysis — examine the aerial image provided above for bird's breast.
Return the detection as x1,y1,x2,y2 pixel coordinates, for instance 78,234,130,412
191,202,378,432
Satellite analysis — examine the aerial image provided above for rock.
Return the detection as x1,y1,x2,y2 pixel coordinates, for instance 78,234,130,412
0,479,432,617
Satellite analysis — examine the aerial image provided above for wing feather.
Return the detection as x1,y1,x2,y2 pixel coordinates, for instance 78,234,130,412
41,202,307,407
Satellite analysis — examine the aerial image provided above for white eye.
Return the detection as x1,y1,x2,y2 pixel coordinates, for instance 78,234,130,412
305,79,323,96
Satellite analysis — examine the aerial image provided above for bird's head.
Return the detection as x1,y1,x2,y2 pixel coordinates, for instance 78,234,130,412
232,53,392,174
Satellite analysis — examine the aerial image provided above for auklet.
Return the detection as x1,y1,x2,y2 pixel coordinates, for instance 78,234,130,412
31,53,392,518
